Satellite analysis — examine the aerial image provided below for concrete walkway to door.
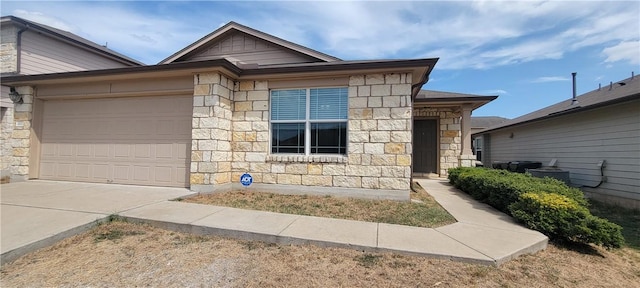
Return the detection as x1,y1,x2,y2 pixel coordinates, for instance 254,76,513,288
1,179,548,267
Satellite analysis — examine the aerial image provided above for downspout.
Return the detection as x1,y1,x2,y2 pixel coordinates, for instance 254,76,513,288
15,24,30,75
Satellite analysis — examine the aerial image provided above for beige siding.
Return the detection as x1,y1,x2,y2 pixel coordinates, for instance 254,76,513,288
485,99,640,204
20,30,129,75
185,31,317,65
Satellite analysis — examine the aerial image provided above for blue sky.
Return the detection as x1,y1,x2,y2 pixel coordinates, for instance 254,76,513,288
2,1,639,119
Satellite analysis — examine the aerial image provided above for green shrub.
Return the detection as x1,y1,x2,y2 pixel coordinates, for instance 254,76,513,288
510,193,624,248
447,167,624,248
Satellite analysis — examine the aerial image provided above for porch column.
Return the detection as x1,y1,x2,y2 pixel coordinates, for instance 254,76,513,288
459,104,475,167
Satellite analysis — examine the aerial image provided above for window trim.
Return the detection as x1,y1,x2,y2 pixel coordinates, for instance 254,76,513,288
270,86,348,156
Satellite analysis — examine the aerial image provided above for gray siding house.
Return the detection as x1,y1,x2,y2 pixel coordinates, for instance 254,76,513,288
1,16,142,181
475,76,640,209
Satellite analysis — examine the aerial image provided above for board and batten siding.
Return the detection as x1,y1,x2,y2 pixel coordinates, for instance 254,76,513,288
484,99,640,207
20,30,129,75
186,31,318,65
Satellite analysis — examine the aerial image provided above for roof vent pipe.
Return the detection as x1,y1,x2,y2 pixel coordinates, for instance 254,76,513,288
633,71,635,79
571,72,578,105
609,81,613,91
598,83,601,91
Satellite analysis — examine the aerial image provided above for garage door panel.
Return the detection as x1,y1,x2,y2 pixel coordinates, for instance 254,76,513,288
40,96,191,187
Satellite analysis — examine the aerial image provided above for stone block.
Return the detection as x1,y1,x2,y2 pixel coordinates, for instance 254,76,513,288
191,151,203,161
234,91,247,101
378,119,406,131
239,81,254,91
349,75,365,86
361,154,371,165
211,129,230,141
253,101,268,111
384,143,405,154
248,90,269,101
252,121,269,131
192,129,210,140
199,117,216,128
245,152,265,162
277,174,301,185
15,86,34,95
372,108,391,119
348,154,361,165
271,163,286,173
194,85,210,96
308,164,323,175
302,175,333,186
255,80,268,90
13,148,29,157
390,131,411,143
11,130,29,139
190,173,204,185
349,97,368,108
212,84,230,99
235,101,253,111
360,120,377,131
13,112,31,121
349,108,373,120
232,162,249,171
232,131,245,142
379,177,409,190
385,73,401,84
361,177,380,189
333,176,361,188
396,155,411,166
369,131,390,142
371,85,390,96
357,86,371,97
245,111,263,121
218,162,231,172
245,132,257,141
234,121,252,131
382,96,401,107
232,142,252,152
348,143,363,154
198,73,220,85
368,97,382,108
371,154,396,166
213,172,230,184
322,164,345,176
263,173,277,184
285,163,307,174
14,104,32,112
192,107,210,118
250,162,271,173
391,84,411,96
364,143,384,154
199,162,217,173
365,74,384,85
350,131,369,142
391,107,411,119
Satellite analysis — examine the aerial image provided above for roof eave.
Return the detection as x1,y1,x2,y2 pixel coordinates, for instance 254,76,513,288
414,95,498,110
474,93,640,136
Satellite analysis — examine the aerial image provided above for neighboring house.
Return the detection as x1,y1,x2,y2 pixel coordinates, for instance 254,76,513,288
2,21,496,200
475,76,640,209
1,16,142,180
470,116,508,162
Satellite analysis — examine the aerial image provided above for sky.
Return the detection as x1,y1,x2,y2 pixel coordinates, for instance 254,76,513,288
1,1,639,119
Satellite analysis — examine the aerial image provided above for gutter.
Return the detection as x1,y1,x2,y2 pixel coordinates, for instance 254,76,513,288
15,24,29,75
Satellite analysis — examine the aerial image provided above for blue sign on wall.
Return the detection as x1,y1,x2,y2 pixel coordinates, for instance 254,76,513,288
240,173,253,187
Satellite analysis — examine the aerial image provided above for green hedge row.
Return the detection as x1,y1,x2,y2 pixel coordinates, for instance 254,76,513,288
448,167,624,248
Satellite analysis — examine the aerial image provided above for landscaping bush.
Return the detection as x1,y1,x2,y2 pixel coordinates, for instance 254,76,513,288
448,167,624,248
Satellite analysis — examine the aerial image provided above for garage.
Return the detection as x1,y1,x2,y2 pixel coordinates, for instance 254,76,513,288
39,95,192,187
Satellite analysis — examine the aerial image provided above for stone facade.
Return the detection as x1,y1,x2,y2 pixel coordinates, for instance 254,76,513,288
413,107,462,176
1,106,14,176
9,86,34,180
190,73,234,192
0,24,17,74
188,72,413,199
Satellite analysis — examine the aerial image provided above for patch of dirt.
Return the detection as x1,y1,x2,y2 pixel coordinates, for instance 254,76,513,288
2,221,639,287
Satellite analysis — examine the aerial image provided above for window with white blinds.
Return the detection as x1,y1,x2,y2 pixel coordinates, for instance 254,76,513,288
271,87,348,155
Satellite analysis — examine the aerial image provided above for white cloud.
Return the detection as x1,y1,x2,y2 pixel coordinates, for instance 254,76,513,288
602,41,640,65
479,89,508,95
531,76,571,83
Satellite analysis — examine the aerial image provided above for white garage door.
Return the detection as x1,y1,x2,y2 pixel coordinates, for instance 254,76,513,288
39,96,192,187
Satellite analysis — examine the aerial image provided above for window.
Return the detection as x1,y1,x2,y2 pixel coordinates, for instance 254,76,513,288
271,87,348,155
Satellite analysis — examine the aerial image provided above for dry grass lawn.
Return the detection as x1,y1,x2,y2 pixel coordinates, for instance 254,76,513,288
2,220,639,287
181,182,456,228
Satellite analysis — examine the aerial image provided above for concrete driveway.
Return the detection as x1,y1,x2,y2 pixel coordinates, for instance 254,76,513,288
1,180,193,265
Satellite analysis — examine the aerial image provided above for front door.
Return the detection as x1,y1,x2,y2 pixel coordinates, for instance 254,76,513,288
413,119,438,174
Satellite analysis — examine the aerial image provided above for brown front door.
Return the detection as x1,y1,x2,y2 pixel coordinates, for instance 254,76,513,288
413,119,438,173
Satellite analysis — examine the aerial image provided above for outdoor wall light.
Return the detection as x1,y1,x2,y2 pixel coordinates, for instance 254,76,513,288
9,87,23,104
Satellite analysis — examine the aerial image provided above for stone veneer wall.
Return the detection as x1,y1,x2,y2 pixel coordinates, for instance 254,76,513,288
413,107,462,176
1,24,18,74
190,73,234,192
225,73,413,198
1,107,14,175
9,86,34,180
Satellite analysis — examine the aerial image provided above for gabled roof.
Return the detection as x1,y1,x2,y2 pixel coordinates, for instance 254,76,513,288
160,21,341,64
415,90,498,110
477,75,640,134
1,16,144,66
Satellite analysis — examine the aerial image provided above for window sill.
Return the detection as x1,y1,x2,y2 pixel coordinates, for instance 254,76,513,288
266,154,348,164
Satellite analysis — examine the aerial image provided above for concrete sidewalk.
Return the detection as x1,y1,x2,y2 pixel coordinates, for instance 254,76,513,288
1,179,548,267
120,179,548,266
